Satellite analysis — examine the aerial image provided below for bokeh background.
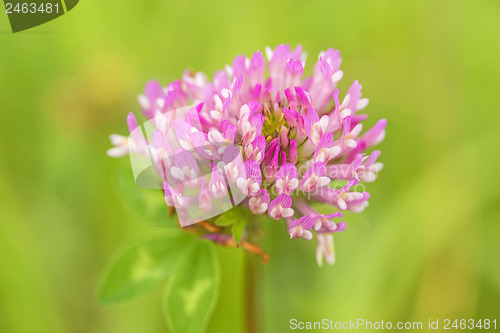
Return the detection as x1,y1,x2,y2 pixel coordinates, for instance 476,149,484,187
1,0,499,332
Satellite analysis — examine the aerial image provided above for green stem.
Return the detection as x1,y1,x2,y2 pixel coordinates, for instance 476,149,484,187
244,216,262,333
245,252,259,333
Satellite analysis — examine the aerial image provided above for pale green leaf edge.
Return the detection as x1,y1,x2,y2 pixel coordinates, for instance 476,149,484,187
97,230,192,304
163,240,221,333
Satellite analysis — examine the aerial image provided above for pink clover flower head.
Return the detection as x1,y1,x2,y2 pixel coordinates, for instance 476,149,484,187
108,44,386,265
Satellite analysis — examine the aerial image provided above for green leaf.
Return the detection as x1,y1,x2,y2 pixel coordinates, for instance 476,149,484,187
115,169,177,226
231,221,246,245
99,231,194,304
256,213,275,224
214,206,249,227
164,241,220,333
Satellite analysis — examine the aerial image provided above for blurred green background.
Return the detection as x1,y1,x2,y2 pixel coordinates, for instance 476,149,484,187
1,0,499,332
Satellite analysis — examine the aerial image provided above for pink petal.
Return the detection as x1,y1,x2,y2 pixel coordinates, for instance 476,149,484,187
174,149,199,174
